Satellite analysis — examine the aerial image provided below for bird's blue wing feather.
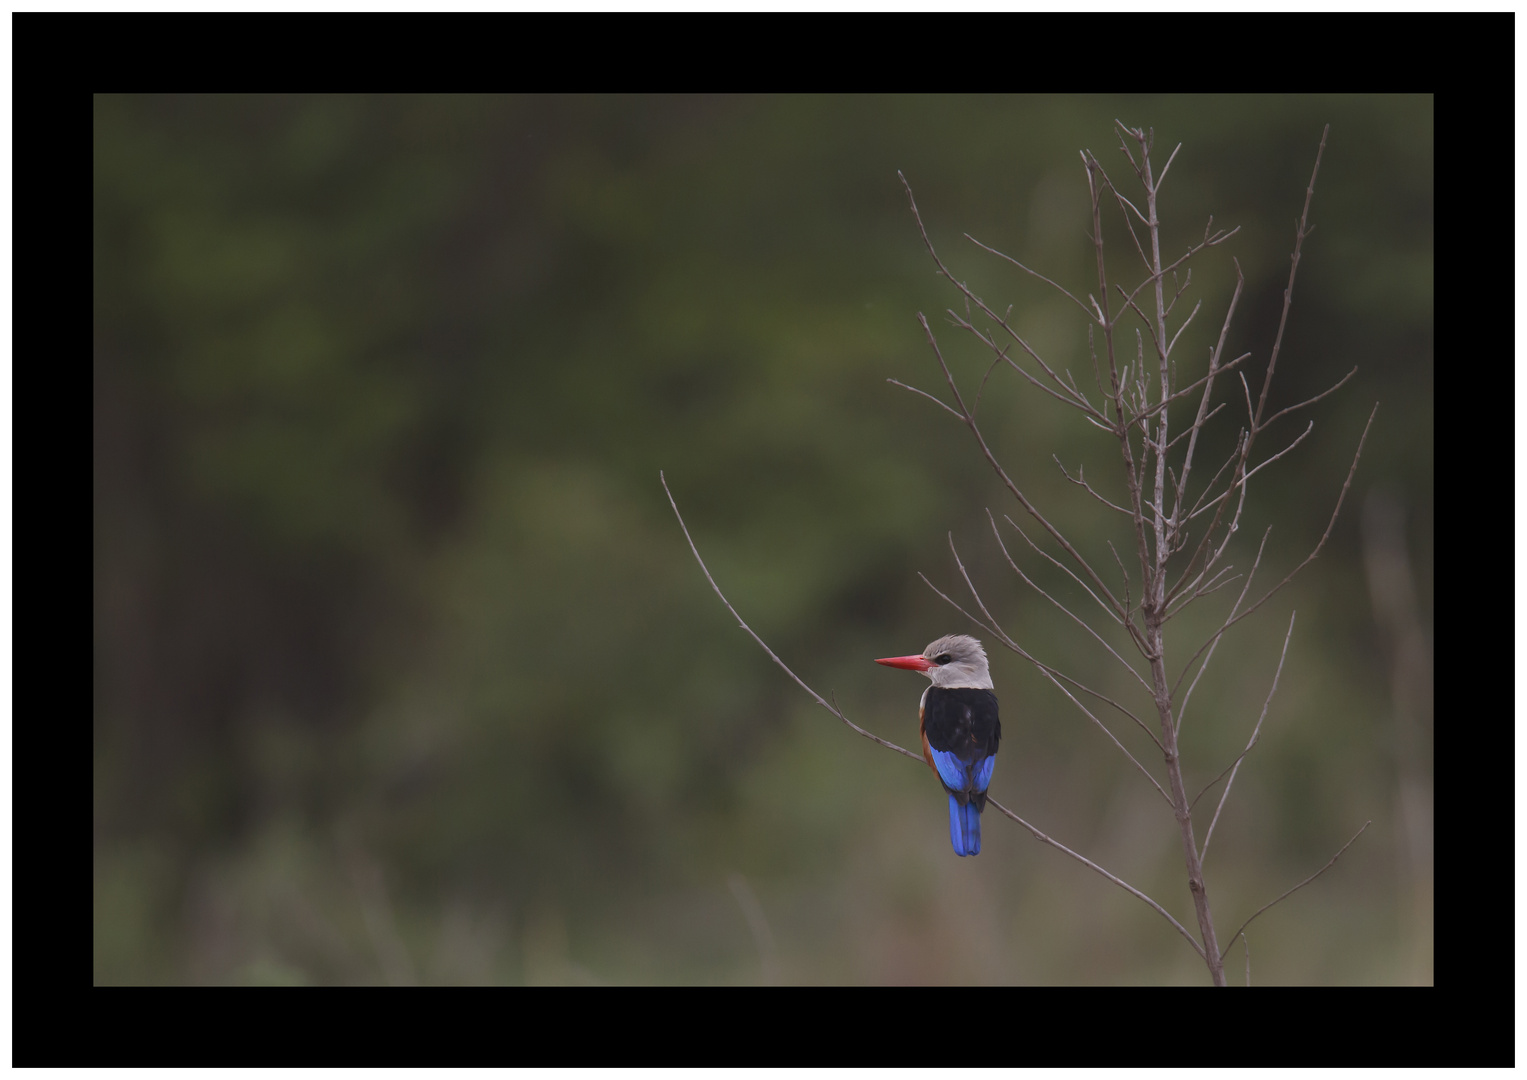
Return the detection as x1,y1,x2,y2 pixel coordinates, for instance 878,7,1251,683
929,748,971,793
972,754,997,794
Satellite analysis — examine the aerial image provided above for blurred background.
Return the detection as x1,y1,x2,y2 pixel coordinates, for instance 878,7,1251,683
94,94,1432,985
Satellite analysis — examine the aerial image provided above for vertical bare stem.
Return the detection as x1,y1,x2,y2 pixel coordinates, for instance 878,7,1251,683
1120,122,1227,985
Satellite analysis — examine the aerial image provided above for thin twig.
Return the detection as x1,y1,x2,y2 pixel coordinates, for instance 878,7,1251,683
986,796,1205,960
1155,141,1183,188
1186,421,1315,523
1166,401,1225,451
1055,457,1137,518
1105,539,1135,621
1258,366,1359,430
1250,124,1330,432
886,377,966,422
1165,298,1201,361
1219,821,1371,962
1183,432,1246,526
1190,756,1240,815
1164,565,1241,621
662,472,923,763
1132,352,1252,429
974,348,1011,416
964,233,1095,319
1200,611,1296,863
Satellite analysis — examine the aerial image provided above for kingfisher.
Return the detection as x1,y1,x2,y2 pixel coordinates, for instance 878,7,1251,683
875,634,1001,857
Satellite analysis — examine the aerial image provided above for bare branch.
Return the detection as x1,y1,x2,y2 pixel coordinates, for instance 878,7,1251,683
1165,299,1202,361
1088,325,1110,416
1165,564,1241,621
974,348,1011,416
1110,186,1154,271
1155,141,1183,188
886,377,966,422
1166,401,1225,451
1250,124,1330,432
1187,421,1315,522
986,796,1205,960
1117,285,1163,360
1180,431,1246,536
1190,757,1239,815
964,233,1095,320
662,472,923,764
1106,539,1133,620
1219,821,1371,962
1200,611,1296,864
1055,456,1137,518
1165,266,1192,318
1258,366,1359,431
1134,352,1253,429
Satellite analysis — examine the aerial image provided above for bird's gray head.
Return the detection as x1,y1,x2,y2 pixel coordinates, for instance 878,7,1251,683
874,633,993,689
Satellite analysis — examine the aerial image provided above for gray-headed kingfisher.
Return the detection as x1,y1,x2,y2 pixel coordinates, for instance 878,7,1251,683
875,634,1001,856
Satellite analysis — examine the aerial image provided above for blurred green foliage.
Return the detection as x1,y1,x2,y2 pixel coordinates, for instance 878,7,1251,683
94,95,1431,985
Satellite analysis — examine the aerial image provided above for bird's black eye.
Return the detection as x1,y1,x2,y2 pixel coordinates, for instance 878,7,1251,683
934,654,953,665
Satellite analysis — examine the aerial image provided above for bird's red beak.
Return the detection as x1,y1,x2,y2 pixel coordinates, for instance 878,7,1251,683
875,653,933,671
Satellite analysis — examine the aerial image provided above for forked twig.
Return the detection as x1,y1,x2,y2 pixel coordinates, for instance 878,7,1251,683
1218,821,1371,962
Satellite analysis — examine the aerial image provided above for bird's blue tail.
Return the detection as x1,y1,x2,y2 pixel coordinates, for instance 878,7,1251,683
947,794,982,856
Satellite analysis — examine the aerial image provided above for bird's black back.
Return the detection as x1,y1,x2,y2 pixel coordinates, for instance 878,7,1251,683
923,686,1001,764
